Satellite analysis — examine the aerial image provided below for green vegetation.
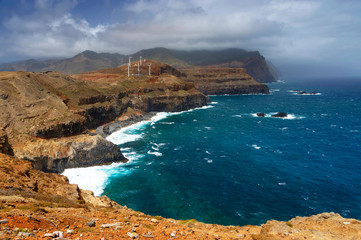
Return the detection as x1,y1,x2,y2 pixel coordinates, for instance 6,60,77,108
145,224,154,230
16,228,31,233
180,219,198,225
153,216,163,220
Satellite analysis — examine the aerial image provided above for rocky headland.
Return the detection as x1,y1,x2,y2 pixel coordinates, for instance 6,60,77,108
181,68,269,95
1,62,360,239
0,61,207,173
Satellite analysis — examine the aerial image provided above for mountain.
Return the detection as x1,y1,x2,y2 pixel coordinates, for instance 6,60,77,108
133,47,258,66
0,48,278,82
0,50,127,75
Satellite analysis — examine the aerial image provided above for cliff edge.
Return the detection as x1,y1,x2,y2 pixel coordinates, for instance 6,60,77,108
0,61,207,172
1,153,360,239
182,67,269,95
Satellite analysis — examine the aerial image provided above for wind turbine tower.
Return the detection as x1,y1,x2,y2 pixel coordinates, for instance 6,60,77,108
148,63,152,76
128,56,132,77
140,56,142,66
137,63,140,75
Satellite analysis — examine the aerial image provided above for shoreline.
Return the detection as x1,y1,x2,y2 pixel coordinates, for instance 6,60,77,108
95,112,158,138
63,104,215,196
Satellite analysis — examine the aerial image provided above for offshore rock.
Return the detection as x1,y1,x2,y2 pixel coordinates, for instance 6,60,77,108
271,112,288,118
256,113,266,117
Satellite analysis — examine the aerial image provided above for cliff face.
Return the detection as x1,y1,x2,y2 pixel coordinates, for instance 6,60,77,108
0,153,118,208
0,129,13,155
133,48,278,83
13,134,127,173
182,68,269,95
208,55,278,83
0,61,208,172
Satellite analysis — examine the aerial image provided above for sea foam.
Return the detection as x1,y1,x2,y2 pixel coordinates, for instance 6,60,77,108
62,162,128,196
65,105,214,196
107,106,213,145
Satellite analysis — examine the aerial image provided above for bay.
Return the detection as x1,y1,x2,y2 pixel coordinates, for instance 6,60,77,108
65,78,361,226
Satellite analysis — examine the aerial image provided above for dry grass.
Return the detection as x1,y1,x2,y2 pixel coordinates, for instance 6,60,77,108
0,189,86,209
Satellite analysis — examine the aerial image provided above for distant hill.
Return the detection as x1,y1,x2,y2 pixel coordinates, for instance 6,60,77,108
0,51,127,75
0,48,278,82
133,47,259,67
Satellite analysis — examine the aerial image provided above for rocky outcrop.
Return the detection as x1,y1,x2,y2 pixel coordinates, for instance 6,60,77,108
13,134,127,173
271,112,288,118
252,212,361,240
0,153,119,208
0,129,13,155
182,68,269,95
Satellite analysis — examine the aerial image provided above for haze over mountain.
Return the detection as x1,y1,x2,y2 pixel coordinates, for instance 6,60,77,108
0,0,360,78
0,48,278,83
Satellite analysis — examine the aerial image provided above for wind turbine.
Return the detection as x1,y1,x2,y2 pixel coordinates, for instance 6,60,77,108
128,56,132,77
148,63,152,76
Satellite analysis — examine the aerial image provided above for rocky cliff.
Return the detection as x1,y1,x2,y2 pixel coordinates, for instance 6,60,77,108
1,153,361,239
181,68,269,95
0,129,13,155
0,61,268,172
133,48,278,83
0,61,207,172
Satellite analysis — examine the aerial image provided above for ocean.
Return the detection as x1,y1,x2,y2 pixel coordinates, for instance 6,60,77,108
63,78,361,226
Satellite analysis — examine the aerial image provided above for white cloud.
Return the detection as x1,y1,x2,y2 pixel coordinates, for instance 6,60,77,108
1,0,361,76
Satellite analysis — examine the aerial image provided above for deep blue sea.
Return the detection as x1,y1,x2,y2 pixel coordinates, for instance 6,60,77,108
64,78,361,226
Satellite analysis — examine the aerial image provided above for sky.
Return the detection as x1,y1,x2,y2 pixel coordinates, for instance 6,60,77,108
0,0,360,78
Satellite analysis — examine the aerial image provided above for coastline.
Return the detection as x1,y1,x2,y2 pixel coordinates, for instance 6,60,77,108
95,112,158,138
63,104,215,196
3,76,361,238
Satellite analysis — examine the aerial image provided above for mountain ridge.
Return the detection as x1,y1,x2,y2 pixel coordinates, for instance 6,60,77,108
0,47,278,82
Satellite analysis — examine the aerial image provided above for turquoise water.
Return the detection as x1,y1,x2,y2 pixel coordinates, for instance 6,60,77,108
89,78,361,226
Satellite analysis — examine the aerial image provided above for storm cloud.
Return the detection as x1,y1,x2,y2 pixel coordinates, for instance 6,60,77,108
0,0,360,77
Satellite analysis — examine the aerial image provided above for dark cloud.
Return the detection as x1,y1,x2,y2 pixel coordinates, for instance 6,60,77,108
0,0,360,77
